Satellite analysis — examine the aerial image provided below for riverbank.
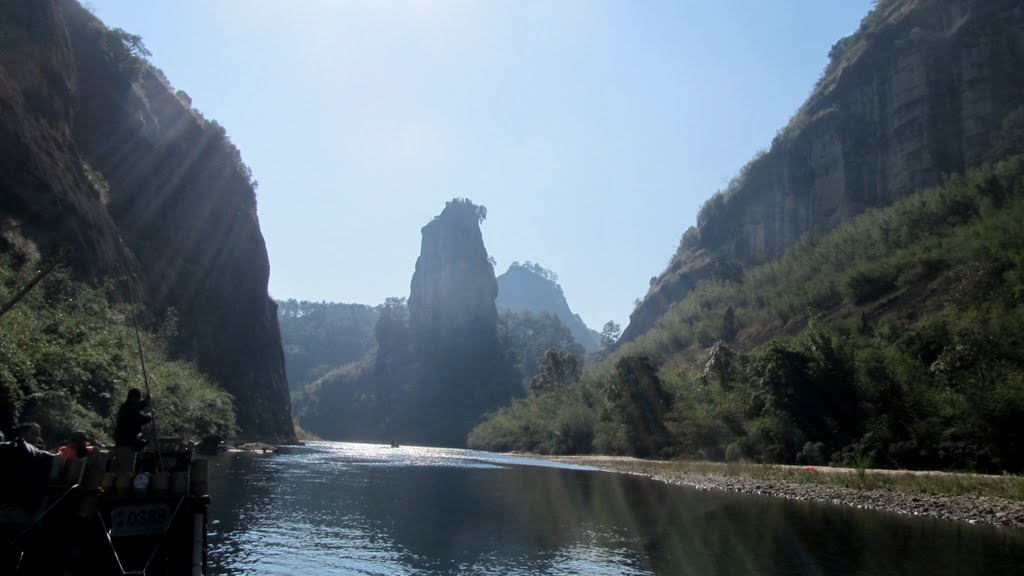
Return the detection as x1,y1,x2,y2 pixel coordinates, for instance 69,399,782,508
537,455,1024,529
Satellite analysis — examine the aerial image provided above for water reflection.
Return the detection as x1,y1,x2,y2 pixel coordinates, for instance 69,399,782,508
207,442,1024,575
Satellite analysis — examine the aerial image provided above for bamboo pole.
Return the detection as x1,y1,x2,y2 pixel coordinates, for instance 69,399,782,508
0,247,71,319
126,276,164,471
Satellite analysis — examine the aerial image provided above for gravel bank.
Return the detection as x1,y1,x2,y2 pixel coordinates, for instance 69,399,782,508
545,456,1024,529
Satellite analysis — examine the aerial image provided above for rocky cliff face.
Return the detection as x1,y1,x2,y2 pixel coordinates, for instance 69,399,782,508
623,0,1024,343
496,263,600,351
293,200,522,446
0,0,128,278
404,199,519,446
0,0,294,442
409,199,498,348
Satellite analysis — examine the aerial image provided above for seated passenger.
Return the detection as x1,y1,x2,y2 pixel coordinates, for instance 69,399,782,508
15,422,45,450
56,431,93,459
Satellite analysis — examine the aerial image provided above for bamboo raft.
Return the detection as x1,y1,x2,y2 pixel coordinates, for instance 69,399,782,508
0,438,210,575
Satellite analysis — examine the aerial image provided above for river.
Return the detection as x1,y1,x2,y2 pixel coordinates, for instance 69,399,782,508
206,441,1023,575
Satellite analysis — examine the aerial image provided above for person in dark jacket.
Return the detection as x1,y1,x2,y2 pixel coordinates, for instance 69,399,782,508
114,388,152,450
15,422,45,450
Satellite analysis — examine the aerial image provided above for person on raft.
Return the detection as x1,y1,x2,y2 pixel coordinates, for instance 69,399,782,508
14,422,46,450
114,388,152,451
56,430,94,459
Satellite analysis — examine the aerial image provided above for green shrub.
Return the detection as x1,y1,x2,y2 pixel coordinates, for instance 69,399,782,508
0,259,237,444
470,155,1024,471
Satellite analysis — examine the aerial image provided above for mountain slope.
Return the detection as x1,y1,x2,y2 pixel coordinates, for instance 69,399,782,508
470,0,1024,472
472,154,1024,470
624,0,1024,343
278,300,378,391
496,262,601,351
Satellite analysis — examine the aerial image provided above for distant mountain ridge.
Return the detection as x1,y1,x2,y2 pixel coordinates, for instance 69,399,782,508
277,300,378,390
496,262,601,351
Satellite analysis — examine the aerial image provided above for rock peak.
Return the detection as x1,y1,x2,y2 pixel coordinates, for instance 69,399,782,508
409,198,497,346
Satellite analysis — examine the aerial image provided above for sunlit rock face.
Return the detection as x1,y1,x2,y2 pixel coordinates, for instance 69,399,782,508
0,0,294,442
405,200,519,446
409,200,498,350
623,0,1024,343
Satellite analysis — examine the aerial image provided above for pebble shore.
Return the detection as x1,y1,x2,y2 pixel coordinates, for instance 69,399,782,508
547,456,1024,529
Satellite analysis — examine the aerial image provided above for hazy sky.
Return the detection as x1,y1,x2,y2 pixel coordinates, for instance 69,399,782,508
87,1,872,331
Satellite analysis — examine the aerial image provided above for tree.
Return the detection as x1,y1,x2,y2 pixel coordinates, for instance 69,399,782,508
111,28,152,58
704,340,738,390
497,310,583,382
444,198,486,223
516,261,558,284
603,353,673,457
721,306,737,341
374,297,409,347
600,321,622,349
99,27,152,85
529,348,581,395
276,300,378,389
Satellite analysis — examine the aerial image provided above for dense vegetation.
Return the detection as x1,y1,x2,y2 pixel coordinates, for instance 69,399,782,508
0,258,237,446
471,153,1024,473
277,299,377,390
498,310,584,386
292,300,587,443
0,1,296,441
291,197,613,446
290,297,407,441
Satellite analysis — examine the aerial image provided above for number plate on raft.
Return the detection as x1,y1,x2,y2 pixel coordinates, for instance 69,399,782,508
110,504,172,537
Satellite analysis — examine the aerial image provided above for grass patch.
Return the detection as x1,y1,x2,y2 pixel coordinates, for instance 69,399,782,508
557,457,1024,501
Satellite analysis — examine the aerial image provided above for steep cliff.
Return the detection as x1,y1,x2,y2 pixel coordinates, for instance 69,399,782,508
623,0,1024,343
0,0,294,442
409,199,497,347
0,0,128,278
406,199,519,446
496,262,600,351
295,199,521,446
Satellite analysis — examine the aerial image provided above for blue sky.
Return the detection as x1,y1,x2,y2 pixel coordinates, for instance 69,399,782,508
86,1,873,332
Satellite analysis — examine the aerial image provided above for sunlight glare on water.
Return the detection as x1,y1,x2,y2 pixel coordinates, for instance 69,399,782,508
206,442,1024,575
315,441,598,471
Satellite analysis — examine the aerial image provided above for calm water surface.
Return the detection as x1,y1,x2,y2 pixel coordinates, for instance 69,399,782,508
206,441,1024,575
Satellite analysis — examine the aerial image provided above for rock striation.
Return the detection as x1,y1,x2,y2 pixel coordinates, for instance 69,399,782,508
0,0,294,442
623,0,1024,343
0,0,128,278
409,199,497,350
405,199,520,446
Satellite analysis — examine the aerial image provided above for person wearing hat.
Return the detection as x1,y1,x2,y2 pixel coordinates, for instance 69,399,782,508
56,431,93,459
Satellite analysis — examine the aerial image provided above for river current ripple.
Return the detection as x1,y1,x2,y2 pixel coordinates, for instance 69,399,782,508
206,441,1023,575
